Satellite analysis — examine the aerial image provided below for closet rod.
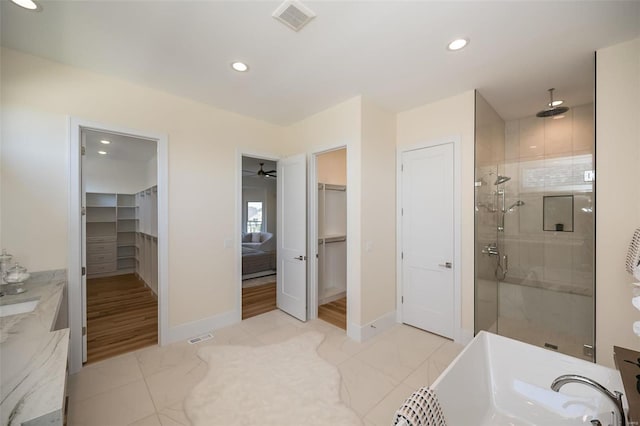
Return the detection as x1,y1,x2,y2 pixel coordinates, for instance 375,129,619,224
319,236,346,244
318,183,346,192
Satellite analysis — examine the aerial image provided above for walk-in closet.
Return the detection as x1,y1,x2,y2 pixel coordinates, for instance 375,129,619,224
316,148,347,329
83,129,158,363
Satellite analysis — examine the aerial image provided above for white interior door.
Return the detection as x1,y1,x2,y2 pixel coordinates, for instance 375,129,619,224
401,143,455,338
80,131,88,363
277,154,307,321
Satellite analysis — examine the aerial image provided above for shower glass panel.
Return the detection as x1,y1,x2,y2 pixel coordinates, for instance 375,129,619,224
474,90,595,362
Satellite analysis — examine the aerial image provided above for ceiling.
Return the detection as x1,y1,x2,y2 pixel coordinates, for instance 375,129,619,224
2,1,639,125
83,129,156,161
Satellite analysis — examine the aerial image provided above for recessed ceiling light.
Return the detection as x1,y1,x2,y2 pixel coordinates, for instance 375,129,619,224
447,38,468,51
10,0,39,10
231,62,249,72
100,140,111,145
549,100,564,107
98,151,107,155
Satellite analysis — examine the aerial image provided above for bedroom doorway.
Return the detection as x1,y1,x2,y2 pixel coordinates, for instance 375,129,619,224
314,148,347,330
241,156,278,319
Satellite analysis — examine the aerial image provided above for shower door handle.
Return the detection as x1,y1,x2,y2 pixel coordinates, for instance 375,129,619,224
438,262,452,269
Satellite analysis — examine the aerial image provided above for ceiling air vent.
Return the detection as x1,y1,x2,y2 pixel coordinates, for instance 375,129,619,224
272,1,316,32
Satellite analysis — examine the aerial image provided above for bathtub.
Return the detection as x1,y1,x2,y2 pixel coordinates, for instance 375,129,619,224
431,331,625,425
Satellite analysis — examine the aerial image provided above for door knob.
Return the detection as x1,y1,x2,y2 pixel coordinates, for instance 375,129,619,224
438,262,452,269
294,255,307,261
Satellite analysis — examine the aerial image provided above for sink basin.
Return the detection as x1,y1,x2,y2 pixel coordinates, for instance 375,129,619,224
431,331,625,425
0,299,39,318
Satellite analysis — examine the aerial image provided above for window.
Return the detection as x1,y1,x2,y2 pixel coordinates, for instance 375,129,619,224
246,201,263,232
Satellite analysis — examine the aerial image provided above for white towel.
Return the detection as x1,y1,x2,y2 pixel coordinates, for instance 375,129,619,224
393,387,447,426
626,228,640,275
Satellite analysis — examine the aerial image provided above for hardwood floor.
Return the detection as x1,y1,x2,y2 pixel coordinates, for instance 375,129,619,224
318,297,347,330
87,274,157,364
242,282,276,320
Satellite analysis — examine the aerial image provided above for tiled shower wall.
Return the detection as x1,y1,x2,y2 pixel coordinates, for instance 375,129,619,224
501,104,594,295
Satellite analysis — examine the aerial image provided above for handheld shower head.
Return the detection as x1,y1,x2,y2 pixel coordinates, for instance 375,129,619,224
494,175,511,185
507,200,525,212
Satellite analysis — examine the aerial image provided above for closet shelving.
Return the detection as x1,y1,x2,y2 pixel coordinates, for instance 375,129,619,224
85,189,157,287
86,192,140,277
116,194,137,274
318,183,347,305
135,185,158,294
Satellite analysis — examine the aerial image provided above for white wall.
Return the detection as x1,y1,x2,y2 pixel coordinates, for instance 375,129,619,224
397,91,476,337
85,155,155,194
284,97,364,333
0,48,284,330
317,149,347,185
360,100,397,326
595,38,640,367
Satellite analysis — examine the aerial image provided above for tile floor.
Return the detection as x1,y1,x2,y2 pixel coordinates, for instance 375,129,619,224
67,310,464,426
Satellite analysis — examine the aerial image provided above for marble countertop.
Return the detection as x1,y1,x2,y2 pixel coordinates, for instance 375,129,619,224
0,270,68,426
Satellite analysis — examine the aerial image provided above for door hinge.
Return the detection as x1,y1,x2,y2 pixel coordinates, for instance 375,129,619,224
401,296,404,304
81,207,86,216
82,326,86,336
81,146,86,155
401,252,404,260
401,208,403,216
401,164,404,172
82,266,86,276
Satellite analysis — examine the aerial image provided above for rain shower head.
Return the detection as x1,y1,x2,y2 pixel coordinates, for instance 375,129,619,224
494,175,511,185
536,88,570,118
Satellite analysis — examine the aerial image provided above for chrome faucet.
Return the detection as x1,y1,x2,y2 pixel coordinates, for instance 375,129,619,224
551,374,626,426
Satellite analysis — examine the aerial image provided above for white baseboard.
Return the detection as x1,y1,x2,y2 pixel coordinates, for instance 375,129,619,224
165,309,239,345
347,310,396,342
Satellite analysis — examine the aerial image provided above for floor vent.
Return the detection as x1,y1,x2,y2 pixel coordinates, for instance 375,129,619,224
544,342,559,351
272,1,315,32
188,332,214,344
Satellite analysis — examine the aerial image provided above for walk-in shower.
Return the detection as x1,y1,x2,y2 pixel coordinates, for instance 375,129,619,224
474,90,595,362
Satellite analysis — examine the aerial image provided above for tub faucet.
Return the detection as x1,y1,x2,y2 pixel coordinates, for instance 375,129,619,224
551,374,626,426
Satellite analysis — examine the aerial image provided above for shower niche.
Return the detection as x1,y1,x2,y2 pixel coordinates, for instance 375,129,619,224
543,195,574,232
474,89,595,362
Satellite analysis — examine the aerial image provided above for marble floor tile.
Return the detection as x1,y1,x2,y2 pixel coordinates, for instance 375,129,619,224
403,341,464,390
144,359,208,411
158,401,191,426
364,383,414,426
355,325,447,383
338,357,397,417
67,311,469,425
67,380,156,426
68,352,143,402
129,414,162,426
135,341,199,378
238,310,302,335
255,323,306,345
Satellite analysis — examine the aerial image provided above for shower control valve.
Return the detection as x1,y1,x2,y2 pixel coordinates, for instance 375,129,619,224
482,243,499,256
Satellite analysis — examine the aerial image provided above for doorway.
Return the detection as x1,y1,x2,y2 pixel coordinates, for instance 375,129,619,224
241,156,278,319
68,118,168,374
314,148,347,330
399,142,460,339
82,129,159,363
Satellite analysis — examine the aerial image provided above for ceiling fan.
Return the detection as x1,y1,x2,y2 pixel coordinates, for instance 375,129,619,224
243,162,277,178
